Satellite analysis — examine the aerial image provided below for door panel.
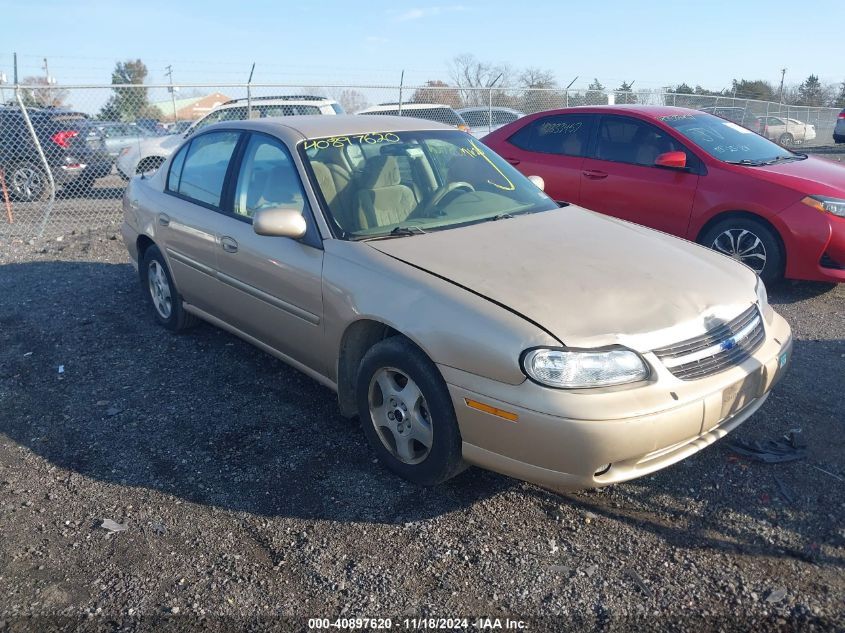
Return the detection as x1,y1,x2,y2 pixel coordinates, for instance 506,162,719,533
157,195,226,314
212,133,326,374
156,131,241,313
499,113,594,205
579,116,699,237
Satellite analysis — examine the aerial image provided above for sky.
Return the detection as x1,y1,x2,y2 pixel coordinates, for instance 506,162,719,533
2,0,843,92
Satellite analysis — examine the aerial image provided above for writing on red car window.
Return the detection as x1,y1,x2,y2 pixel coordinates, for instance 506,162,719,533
658,114,694,122
713,145,751,153
459,139,515,191
538,121,582,135
303,132,401,151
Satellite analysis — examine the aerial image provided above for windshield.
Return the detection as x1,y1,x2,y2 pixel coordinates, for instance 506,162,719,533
660,113,795,164
301,130,557,239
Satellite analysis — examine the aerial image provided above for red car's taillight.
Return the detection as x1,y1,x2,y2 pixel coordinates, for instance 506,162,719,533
51,130,79,148
839,111,845,119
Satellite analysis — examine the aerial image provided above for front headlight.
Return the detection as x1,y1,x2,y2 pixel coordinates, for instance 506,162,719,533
802,195,845,218
522,347,649,389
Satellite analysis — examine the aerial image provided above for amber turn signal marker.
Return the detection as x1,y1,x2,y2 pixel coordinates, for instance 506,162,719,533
464,398,519,422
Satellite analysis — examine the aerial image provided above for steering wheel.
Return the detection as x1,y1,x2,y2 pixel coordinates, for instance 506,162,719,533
410,181,475,219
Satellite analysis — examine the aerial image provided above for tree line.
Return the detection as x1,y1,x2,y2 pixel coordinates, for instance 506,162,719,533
10,56,845,116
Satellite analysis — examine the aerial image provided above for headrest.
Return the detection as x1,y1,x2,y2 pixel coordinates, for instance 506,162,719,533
310,161,336,197
262,165,300,204
362,156,401,188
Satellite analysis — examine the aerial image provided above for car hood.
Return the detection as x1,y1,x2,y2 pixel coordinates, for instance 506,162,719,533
744,155,845,197
367,207,758,351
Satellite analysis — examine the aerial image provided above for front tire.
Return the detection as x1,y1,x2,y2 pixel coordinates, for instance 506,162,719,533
356,337,465,486
700,217,784,284
140,245,196,331
778,133,794,147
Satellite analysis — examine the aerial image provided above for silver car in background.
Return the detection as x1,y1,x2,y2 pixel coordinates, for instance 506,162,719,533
458,106,524,138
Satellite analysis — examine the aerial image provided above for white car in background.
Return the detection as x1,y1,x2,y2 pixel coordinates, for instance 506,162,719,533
756,115,817,146
357,103,470,132
457,106,524,138
117,95,343,178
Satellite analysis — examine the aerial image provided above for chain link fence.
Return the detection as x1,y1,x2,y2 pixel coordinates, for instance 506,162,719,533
1,83,841,240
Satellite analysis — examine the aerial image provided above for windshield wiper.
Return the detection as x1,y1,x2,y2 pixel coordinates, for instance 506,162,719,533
760,154,808,165
725,158,767,166
488,213,514,221
389,225,427,236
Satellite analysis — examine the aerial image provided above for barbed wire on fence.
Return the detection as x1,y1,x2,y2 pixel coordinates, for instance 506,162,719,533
1,83,841,240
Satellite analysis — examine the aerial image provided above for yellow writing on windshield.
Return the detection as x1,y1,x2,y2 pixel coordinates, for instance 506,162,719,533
303,132,401,151
459,139,515,191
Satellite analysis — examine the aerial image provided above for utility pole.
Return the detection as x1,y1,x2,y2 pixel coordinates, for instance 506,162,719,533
165,65,178,122
778,68,786,104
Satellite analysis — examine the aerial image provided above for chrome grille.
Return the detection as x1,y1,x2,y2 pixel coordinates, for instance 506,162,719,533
653,306,764,380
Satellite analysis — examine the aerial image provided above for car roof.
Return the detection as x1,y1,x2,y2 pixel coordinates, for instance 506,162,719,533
457,106,523,114
210,114,454,141
360,103,455,112
531,104,707,120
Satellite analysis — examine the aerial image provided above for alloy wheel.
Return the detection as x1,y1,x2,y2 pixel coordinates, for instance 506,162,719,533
147,260,173,319
11,166,45,201
368,367,433,465
711,228,767,273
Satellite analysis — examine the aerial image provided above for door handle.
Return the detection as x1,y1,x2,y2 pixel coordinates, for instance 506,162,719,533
157,213,170,227
220,236,238,253
582,170,608,180
504,157,520,165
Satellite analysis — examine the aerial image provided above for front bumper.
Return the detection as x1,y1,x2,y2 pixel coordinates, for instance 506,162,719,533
443,311,792,491
777,200,845,283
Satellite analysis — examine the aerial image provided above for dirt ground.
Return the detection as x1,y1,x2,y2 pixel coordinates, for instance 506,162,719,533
0,227,843,632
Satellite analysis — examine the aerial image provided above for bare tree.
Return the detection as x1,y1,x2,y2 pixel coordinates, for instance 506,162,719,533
337,89,369,113
19,76,69,108
450,54,513,106
519,67,561,113
410,80,462,108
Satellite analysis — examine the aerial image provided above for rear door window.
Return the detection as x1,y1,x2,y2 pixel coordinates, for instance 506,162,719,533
507,114,593,157
172,131,240,208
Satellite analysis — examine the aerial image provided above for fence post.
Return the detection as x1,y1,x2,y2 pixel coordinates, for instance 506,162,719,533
14,84,56,238
488,86,494,135
397,70,404,116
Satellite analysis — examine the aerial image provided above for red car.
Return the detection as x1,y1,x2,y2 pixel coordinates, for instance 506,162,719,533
482,105,845,284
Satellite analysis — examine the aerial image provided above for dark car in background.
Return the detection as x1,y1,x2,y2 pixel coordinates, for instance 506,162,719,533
700,106,756,128
0,107,113,201
835,108,845,144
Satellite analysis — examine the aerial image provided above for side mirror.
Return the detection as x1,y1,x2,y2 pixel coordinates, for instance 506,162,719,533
527,175,545,191
654,151,687,169
253,207,307,239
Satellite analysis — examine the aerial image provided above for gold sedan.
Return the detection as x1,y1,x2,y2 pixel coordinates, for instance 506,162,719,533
121,116,792,490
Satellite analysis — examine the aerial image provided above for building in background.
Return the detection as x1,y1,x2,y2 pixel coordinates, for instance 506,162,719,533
149,92,231,122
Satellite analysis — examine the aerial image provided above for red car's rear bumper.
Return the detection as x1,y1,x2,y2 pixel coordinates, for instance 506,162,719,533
778,201,845,282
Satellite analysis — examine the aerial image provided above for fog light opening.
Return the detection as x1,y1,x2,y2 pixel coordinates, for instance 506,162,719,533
594,463,612,476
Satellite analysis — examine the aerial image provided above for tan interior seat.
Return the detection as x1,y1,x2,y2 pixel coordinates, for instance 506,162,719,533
356,156,417,229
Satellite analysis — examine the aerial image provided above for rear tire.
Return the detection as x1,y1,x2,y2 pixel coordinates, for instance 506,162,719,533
700,217,784,284
140,244,196,331
778,133,794,147
356,336,465,486
9,162,49,202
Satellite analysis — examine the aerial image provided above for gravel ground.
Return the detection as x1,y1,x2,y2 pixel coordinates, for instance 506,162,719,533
0,226,843,632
